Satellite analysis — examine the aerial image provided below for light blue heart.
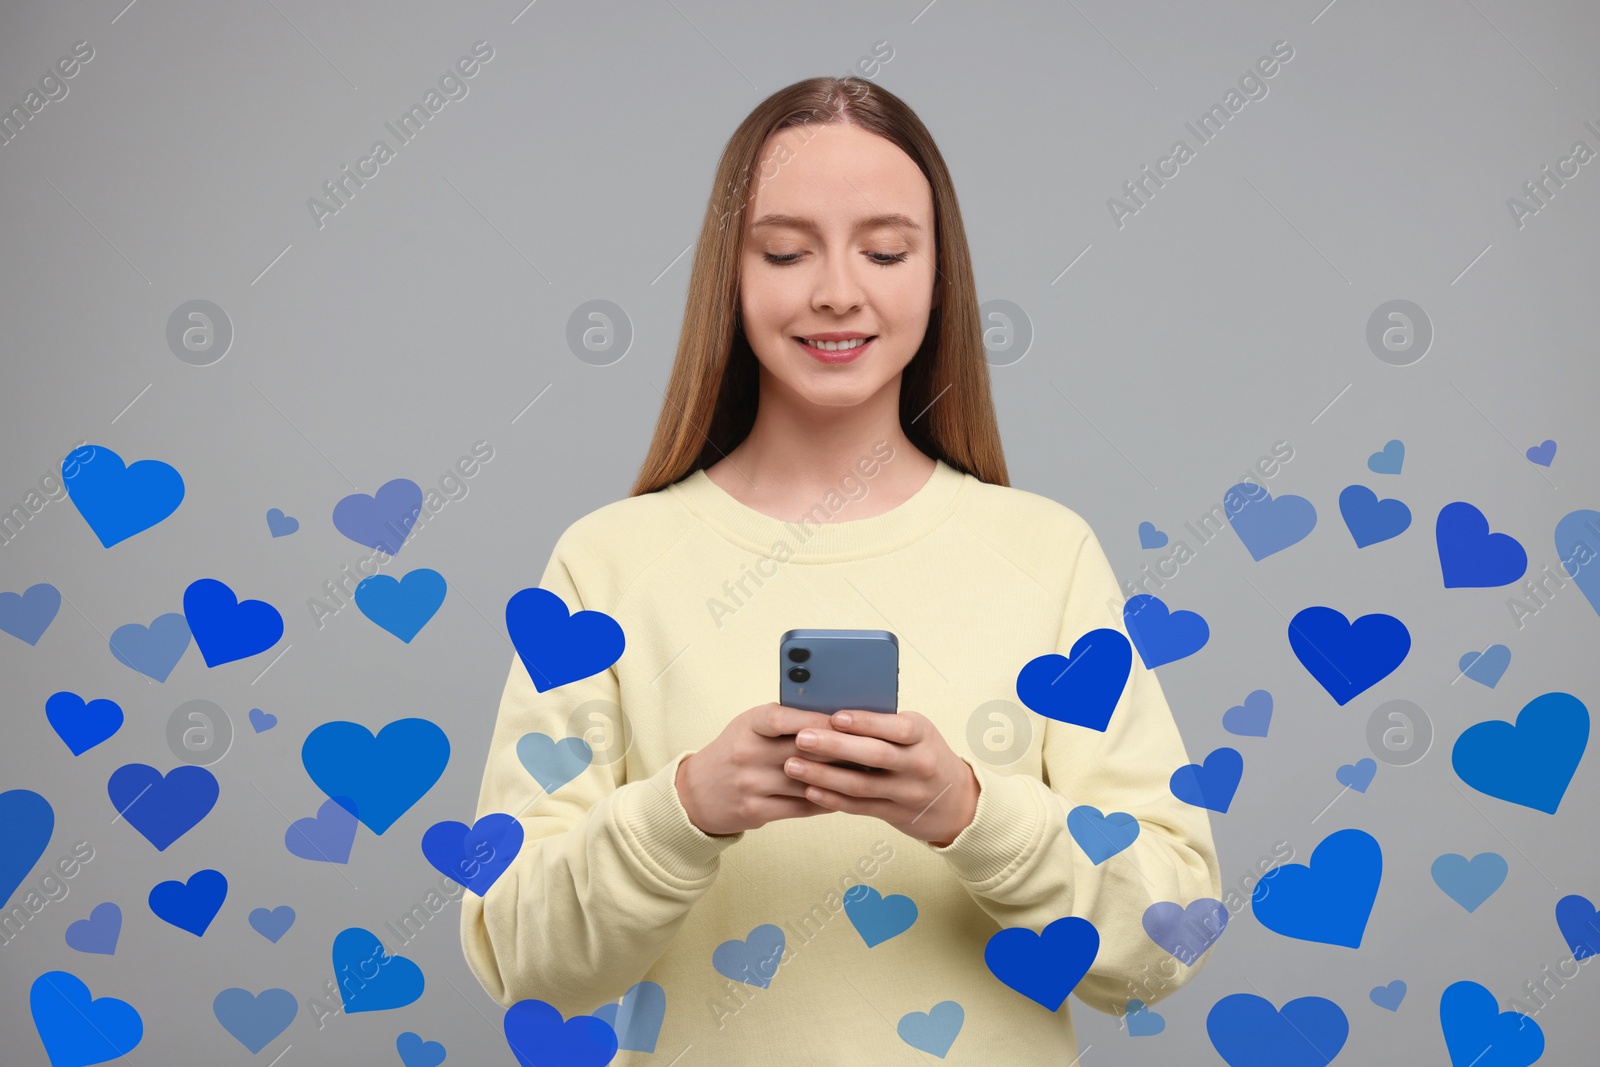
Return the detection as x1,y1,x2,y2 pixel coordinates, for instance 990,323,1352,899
354,568,447,643
842,884,918,947
516,733,593,795
1137,521,1168,549
897,1000,964,1055
1452,692,1589,814
1126,998,1166,1036
1221,689,1273,737
213,988,296,1053
1367,439,1404,475
1459,645,1511,688
1554,510,1600,622
1336,758,1376,792
1369,980,1406,1011
1224,483,1317,561
713,924,785,989
1067,805,1141,864
265,508,299,537
588,981,666,1053
1432,852,1508,912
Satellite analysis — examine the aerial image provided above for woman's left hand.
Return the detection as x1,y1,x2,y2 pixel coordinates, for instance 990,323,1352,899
783,710,979,847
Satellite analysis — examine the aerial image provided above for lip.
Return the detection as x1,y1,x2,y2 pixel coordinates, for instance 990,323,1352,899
796,335,875,363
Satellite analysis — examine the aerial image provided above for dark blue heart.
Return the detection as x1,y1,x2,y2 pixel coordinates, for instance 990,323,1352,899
983,914,1099,1012
183,577,284,667
1287,606,1410,706
45,691,124,755
107,763,218,851
502,999,618,1067
421,814,523,895
1015,627,1132,731
1436,501,1527,588
505,586,625,693
149,868,227,936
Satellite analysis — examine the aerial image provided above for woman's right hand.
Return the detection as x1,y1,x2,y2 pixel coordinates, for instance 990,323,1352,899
675,702,840,836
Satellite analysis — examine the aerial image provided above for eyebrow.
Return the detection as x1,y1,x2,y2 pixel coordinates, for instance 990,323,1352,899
749,212,924,234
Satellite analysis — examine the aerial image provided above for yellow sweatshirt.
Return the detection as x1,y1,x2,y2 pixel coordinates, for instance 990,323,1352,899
460,453,1222,1064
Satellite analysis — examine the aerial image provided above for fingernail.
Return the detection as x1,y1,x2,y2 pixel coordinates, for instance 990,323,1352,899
797,731,816,747
787,759,804,774
834,713,853,727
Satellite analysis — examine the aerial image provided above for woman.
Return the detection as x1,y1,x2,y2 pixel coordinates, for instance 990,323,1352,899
461,76,1221,1064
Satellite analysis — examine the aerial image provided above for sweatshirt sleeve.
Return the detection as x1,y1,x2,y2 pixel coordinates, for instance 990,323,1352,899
459,533,745,1015
923,521,1224,1015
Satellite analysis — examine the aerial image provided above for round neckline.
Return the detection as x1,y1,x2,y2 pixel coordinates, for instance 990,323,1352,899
667,457,969,562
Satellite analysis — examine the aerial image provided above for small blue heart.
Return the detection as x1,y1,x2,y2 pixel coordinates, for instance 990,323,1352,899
354,568,447,643
0,582,61,645
330,927,425,1013
1458,645,1511,688
1370,980,1406,1012
984,915,1100,1012
1221,689,1273,737
516,733,593,795
248,707,278,732
213,987,296,1053
149,868,227,936
1339,485,1412,548
1440,980,1543,1066
1452,692,1589,814
45,691,124,755
109,612,192,682
1125,594,1209,669
1367,439,1405,475
29,971,144,1065
1336,758,1377,792
1525,439,1556,467
1431,852,1508,913
1015,627,1133,731
1126,998,1166,1037
897,1000,965,1055
396,1031,448,1067
1137,521,1168,549
65,902,122,955
713,924,786,989
1067,805,1140,864
842,884,918,947
265,508,299,537
1555,894,1600,960
1224,483,1318,561
1170,748,1243,812
248,905,295,943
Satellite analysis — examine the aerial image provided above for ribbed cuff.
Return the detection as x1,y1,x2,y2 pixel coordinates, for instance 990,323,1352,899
924,760,1043,884
610,749,744,882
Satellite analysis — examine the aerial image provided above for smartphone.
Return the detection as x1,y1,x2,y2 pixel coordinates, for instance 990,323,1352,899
779,629,898,772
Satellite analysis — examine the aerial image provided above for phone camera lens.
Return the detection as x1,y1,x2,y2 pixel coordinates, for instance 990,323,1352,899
788,666,810,683
788,647,810,663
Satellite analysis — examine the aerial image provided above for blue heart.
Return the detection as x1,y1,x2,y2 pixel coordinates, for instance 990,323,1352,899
248,905,296,943
1367,439,1405,475
1458,644,1511,688
355,568,447,643
46,691,124,755
1431,852,1507,912
1369,980,1406,1012
505,586,625,693
106,764,218,851
421,813,524,895
1452,691,1589,814
1436,502,1527,588
397,1031,448,1067
984,914,1099,1012
1207,993,1348,1066
331,927,425,1013
0,582,61,645
109,612,192,682
897,1000,965,1055
1125,998,1165,1037
1287,606,1410,706
1525,439,1556,466
1015,627,1132,731
149,868,227,936
1224,483,1317,562
1252,827,1381,949
1439,980,1543,1067
1221,689,1273,737
1338,485,1411,548
333,479,425,556
713,923,786,988
0,788,53,908
1335,758,1376,792
302,718,450,835
1169,747,1243,812
502,999,618,1067
248,707,278,732
265,508,299,537
1554,894,1600,960
1137,521,1168,549
1554,509,1600,621
65,902,122,955
587,981,666,1053
842,884,918,947
183,577,284,667
213,987,296,1053
29,971,144,1066
62,444,185,548
1142,898,1228,964
286,796,359,863
1125,594,1209,669
516,733,594,795
1066,805,1141,864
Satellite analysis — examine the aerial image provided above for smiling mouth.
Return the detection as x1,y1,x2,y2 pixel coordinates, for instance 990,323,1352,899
795,336,876,362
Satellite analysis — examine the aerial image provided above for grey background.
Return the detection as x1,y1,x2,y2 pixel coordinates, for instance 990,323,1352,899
2,0,1598,1063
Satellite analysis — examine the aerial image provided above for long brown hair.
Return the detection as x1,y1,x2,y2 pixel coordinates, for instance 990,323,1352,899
630,76,1009,496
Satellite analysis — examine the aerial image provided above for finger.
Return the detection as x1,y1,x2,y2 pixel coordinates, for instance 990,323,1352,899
795,726,905,774
799,784,900,819
751,703,838,739
832,708,922,745
784,755,893,799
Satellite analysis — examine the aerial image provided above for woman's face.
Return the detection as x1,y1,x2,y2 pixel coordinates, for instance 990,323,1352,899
738,122,939,410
